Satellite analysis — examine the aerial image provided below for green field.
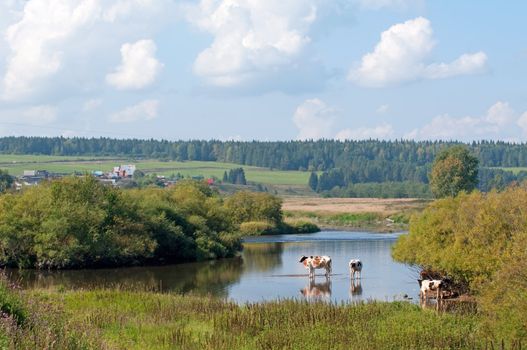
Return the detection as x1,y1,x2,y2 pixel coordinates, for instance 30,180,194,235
493,167,527,175
0,155,311,186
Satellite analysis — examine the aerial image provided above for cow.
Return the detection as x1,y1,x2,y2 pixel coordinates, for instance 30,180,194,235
299,255,332,280
418,279,444,300
349,259,363,280
300,280,332,300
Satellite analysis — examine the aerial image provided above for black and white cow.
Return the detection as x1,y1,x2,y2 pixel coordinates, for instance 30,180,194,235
349,259,363,280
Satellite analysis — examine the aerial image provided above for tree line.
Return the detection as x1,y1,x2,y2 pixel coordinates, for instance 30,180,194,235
2,137,527,170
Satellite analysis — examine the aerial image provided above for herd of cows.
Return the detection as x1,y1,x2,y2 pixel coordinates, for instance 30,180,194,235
299,255,450,301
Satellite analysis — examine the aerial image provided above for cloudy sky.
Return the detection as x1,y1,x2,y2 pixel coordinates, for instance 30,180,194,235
0,0,525,141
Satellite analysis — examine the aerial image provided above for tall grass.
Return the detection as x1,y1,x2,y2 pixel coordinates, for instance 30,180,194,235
23,288,486,350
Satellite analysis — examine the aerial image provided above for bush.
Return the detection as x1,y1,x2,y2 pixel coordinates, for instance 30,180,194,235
0,177,243,269
239,221,275,236
286,221,320,233
392,184,527,340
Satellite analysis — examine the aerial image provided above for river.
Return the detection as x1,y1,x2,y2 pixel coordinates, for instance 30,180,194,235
7,231,418,303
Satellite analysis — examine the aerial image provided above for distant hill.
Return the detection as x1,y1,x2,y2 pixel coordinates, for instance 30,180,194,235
1,137,526,194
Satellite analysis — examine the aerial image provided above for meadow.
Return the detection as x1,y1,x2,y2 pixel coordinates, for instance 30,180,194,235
2,285,486,350
282,197,429,231
0,155,311,186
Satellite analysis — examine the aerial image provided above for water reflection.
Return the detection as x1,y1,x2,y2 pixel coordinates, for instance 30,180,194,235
6,257,244,298
241,243,283,272
6,231,419,304
300,279,332,301
349,279,363,302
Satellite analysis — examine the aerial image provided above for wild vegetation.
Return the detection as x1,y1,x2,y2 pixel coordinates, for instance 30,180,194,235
0,177,309,269
0,279,485,350
392,185,527,340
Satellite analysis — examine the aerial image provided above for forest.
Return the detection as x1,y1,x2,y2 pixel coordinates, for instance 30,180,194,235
1,137,527,197
2,137,527,170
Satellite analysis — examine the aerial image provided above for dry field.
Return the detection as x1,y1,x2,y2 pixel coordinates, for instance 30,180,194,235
282,197,429,215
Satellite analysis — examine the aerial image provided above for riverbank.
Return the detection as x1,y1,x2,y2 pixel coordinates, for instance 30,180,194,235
282,197,429,232
3,286,485,350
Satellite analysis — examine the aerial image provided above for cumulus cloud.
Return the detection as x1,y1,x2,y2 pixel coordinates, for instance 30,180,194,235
185,0,318,87
106,39,163,90
406,101,525,141
517,112,527,135
348,17,487,87
336,123,394,140
1,0,169,101
109,99,159,123
293,98,336,140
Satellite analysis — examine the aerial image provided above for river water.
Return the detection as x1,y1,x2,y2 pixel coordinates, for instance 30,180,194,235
7,231,419,303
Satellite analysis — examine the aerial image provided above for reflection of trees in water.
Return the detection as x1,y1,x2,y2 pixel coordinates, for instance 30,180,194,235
6,258,244,298
241,243,283,272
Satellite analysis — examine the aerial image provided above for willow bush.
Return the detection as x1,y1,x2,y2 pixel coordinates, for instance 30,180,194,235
392,184,527,339
0,177,245,269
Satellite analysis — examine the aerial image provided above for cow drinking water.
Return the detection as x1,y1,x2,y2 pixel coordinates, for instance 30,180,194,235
299,255,332,280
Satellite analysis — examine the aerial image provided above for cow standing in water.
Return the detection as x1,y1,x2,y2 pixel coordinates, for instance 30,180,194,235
349,259,363,280
299,256,332,280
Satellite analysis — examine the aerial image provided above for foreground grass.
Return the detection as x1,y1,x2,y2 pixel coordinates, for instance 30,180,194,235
9,289,483,350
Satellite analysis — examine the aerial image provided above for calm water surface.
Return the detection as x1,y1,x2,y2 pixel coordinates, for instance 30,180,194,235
7,231,419,303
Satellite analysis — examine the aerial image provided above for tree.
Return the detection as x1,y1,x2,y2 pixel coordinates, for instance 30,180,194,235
429,146,479,198
308,172,318,191
0,170,13,193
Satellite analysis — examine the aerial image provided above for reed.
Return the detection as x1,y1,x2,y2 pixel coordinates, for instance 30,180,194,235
20,288,486,350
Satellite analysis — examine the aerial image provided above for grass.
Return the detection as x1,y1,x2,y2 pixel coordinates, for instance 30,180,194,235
492,167,527,175
0,155,312,186
13,288,485,350
282,197,426,231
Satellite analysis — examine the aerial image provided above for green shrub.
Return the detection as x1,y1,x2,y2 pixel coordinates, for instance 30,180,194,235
239,221,275,235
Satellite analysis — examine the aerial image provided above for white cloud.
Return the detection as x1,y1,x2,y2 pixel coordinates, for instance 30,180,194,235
517,112,527,134
336,123,394,140
185,0,317,87
406,101,524,141
106,39,163,90
348,17,487,87
109,99,159,123
22,105,58,125
83,98,103,111
293,98,336,140
1,0,169,101
485,101,515,127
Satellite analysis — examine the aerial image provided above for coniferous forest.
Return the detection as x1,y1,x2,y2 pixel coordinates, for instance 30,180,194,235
1,137,526,194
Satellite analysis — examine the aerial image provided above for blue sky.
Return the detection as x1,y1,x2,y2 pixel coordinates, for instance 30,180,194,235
0,0,525,141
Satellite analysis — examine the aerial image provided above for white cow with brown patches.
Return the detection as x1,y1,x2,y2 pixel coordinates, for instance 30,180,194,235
418,279,444,300
299,255,332,280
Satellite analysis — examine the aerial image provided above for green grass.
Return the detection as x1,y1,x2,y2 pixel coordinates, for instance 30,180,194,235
492,167,527,175
20,289,484,350
0,155,311,186
284,210,410,232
